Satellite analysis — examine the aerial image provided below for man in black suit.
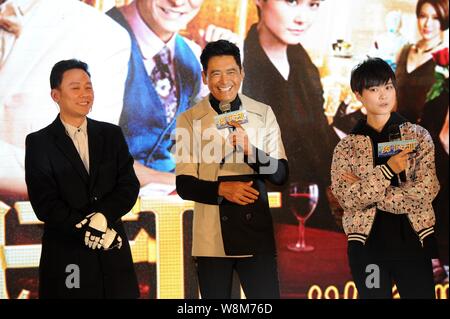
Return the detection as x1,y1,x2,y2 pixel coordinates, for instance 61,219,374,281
25,59,140,298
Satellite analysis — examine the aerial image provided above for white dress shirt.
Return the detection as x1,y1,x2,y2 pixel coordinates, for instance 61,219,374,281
61,118,89,173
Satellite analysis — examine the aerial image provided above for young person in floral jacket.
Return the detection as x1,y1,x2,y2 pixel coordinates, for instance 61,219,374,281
331,57,440,299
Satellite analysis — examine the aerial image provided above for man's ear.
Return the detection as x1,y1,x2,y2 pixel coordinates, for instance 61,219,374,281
50,89,60,103
202,71,207,85
354,91,363,103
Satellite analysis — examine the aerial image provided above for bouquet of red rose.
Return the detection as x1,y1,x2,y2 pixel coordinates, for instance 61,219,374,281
426,47,449,102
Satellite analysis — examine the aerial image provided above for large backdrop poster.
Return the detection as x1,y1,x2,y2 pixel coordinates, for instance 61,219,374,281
0,0,448,299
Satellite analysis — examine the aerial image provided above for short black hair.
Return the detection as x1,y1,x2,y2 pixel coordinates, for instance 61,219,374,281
350,57,397,95
200,40,242,72
50,59,90,89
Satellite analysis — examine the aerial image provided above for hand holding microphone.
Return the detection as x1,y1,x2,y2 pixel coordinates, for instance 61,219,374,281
387,148,412,175
215,100,252,155
388,124,413,183
227,121,253,156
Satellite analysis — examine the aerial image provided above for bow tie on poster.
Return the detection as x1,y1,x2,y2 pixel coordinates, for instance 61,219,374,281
151,46,178,124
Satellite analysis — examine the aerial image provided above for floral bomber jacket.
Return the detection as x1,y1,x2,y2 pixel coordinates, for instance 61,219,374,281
331,122,440,245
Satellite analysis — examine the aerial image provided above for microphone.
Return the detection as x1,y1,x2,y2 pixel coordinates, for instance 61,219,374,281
218,101,233,166
219,101,231,114
387,124,406,183
215,100,249,160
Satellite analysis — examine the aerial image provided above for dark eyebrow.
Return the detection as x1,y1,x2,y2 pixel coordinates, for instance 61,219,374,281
208,67,239,74
68,81,92,86
225,66,240,73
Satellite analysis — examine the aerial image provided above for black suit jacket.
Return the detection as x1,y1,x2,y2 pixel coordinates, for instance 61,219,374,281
25,116,140,299
217,175,276,255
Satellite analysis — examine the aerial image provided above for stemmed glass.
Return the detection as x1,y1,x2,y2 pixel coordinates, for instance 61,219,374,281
287,182,319,252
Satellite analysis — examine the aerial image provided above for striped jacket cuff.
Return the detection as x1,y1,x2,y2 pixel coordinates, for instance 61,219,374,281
418,226,435,242
380,164,395,180
348,233,368,244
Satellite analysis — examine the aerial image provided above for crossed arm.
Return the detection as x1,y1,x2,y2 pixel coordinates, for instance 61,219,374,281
331,133,439,214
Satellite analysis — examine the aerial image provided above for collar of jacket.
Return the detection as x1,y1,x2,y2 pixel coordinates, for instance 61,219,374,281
48,115,104,187
191,94,265,120
209,94,241,114
351,111,408,135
